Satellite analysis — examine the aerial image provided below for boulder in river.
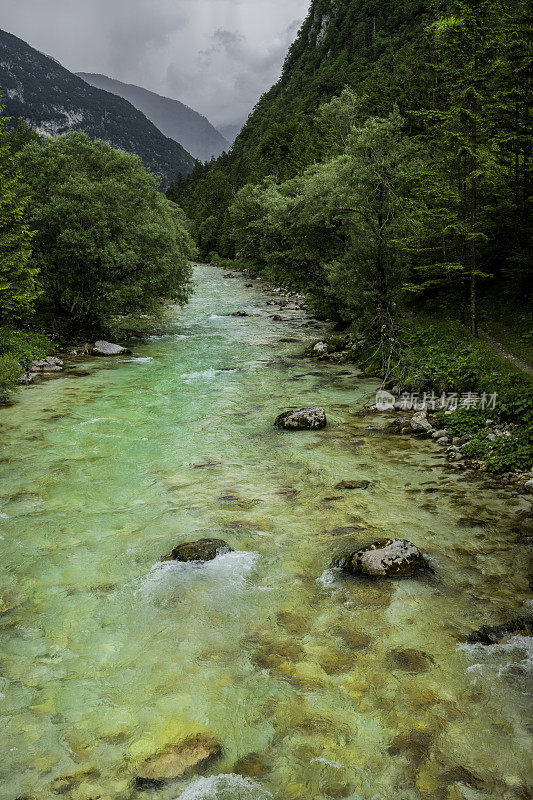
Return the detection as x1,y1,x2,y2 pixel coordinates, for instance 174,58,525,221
339,539,430,578
93,341,132,356
31,356,63,373
134,734,222,784
467,616,533,645
275,407,327,430
230,311,249,317
165,538,232,563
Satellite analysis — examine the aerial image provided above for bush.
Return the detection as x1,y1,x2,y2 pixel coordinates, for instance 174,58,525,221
19,132,196,331
0,353,21,400
433,407,489,436
0,327,53,399
462,427,533,473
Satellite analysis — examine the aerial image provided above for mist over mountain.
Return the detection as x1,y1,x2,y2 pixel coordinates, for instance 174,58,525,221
217,123,243,146
0,29,195,186
77,73,230,162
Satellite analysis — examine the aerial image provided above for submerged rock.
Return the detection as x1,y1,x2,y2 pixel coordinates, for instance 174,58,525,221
275,407,327,430
230,311,249,317
134,735,222,784
31,356,63,373
467,616,533,645
387,648,434,673
165,538,232,563
334,480,371,491
93,341,132,356
339,539,429,578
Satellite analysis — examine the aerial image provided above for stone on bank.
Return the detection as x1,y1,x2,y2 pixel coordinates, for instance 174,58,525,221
93,341,132,356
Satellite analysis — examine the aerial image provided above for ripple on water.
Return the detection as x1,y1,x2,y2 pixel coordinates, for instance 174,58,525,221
137,550,259,602
181,368,238,382
459,634,533,694
176,774,272,800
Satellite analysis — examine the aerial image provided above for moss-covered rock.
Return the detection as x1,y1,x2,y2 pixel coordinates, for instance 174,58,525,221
339,539,429,578
134,735,222,784
334,480,370,490
165,538,232,562
275,407,327,430
467,616,533,644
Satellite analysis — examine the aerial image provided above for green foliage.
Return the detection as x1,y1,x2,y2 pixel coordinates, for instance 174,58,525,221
0,102,38,323
230,102,423,358
0,326,52,399
0,353,21,399
462,427,533,473
19,132,196,330
392,318,533,421
433,408,489,436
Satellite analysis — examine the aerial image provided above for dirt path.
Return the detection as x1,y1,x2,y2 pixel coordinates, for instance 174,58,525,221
479,328,533,377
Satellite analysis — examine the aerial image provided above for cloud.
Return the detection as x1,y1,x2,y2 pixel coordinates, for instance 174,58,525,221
1,0,310,127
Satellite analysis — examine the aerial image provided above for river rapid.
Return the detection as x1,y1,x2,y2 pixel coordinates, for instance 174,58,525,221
0,264,531,800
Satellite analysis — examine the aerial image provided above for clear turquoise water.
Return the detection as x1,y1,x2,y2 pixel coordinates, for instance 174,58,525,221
0,264,531,800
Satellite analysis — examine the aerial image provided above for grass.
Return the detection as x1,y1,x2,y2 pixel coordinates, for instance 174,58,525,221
479,293,533,367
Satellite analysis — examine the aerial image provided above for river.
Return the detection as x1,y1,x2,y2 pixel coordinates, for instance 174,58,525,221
0,264,531,800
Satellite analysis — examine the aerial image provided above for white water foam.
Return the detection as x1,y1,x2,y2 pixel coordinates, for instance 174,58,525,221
175,774,272,800
310,757,345,769
317,567,341,588
138,550,259,601
79,417,133,426
181,368,237,382
458,635,533,693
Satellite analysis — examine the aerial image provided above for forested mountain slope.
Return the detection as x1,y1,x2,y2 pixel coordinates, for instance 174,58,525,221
0,29,195,186
169,0,532,292
77,73,229,162
169,0,436,231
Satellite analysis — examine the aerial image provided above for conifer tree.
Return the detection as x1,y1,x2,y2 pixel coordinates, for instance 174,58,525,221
410,0,508,335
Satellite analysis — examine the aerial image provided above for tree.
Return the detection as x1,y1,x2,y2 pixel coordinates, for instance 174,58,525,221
19,132,196,330
322,108,421,361
410,1,509,336
0,103,38,324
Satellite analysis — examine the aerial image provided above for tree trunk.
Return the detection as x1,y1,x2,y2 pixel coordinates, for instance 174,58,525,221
470,271,478,337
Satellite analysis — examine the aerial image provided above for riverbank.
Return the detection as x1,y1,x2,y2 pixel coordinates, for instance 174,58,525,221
214,260,533,491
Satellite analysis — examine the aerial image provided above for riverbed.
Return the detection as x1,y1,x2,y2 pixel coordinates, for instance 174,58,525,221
0,264,531,800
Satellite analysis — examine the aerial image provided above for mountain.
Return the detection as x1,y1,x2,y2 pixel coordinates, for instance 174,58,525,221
217,124,242,146
219,0,431,184
77,73,229,163
170,0,433,246
0,29,195,186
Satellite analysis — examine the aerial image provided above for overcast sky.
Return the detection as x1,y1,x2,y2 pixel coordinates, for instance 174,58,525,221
1,0,311,128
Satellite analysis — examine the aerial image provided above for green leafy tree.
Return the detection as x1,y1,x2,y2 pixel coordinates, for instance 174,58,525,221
321,108,422,360
19,132,196,330
0,104,38,324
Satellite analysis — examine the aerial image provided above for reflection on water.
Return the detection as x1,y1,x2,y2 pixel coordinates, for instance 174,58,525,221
0,265,531,800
